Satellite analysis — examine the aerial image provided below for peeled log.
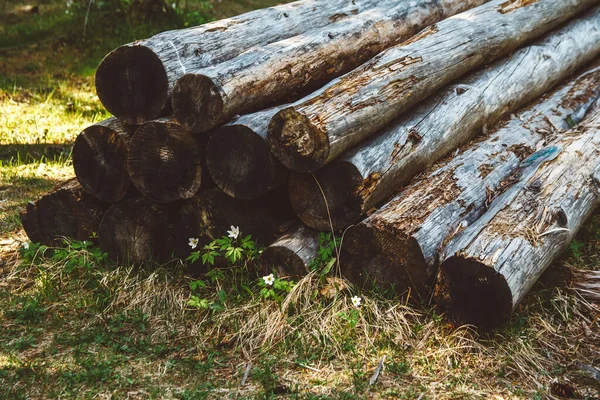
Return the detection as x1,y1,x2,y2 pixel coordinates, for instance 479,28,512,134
435,115,600,329
72,117,138,203
95,0,384,125
127,117,203,203
21,178,109,246
258,225,320,279
268,0,597,172
172,0,486,134
290,8,600,231
340,62,600,300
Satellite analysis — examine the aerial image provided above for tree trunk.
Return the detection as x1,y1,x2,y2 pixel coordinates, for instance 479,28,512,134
340,63,600,302
289,8,600,231
205,105,289,199
95,0,385,125
258,224,320,279
127,117,204,203
435,113,600,329
72,117,138,203
171,0,486,134
267,0,597,173
20,178,110,246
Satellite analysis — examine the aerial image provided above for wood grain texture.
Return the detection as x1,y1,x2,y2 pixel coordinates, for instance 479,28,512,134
290,7,600,231
268,0,597,172
172,0,486,134
95,0,385,124
435,111,600,328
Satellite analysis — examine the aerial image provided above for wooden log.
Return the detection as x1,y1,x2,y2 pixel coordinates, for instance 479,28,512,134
20,178,110,246
257,224,320,279
289,8,600,231
340,63,600,300
95,0,385,125
171,0,486,134
267,0,597,173
72,117,138,203
127,117,204,203
205,106,289,199
435,117,600,328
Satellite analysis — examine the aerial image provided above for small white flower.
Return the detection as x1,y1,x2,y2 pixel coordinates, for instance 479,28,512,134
263,273,275,286
351,295,362,308
227,226,240,240
188,237,199,249
22,242,30,250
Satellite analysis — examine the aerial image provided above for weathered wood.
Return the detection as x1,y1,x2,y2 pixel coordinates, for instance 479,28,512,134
340,63,600,300
95,0,385,125
172,0,486,134
205,106,289,199
435,113,600,328
127,117,204,203
21,178,110,246
258,224,320,279
290,9,600,231
72,117,138,203
268,0,597,172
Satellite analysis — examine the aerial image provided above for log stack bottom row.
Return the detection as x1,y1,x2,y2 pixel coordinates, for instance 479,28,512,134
20,0,600,329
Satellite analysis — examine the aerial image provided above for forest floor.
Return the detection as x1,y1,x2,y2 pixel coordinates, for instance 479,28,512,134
1,0,600,398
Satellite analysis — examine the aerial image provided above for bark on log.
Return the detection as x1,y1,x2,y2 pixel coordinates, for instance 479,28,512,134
20,178,110,246
340,63,600,300
95,0,385,125
258,224,320,279
267,0,597,173
72,117,138,203
435,115,600,329
127,117,204,203
171,0,486,134
289,8,600,231
205,105,289,199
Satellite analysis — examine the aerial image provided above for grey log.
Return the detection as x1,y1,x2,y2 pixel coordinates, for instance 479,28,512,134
339,61,600,301
268,0,597,172
435,114,600,328
72,117,138,203
95,0,385,125
290,7,600,231
172,0,486,134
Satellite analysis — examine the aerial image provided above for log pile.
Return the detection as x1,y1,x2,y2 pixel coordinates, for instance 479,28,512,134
20,0,600,328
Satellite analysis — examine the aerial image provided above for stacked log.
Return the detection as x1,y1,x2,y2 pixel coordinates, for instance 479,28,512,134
258,225,320,278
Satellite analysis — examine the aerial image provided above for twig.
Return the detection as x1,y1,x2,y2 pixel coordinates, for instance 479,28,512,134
369,355,386,386
295,362,321,373
538,227,570,238
240,361,252,387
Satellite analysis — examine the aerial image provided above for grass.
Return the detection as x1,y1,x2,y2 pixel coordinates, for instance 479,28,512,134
1,0,600,398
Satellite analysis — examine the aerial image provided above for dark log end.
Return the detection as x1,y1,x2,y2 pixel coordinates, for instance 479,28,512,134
340,224,432,301
258,246,307,280
267,108,329,172
127,120,203,203
73,124,131,203
95,45,169,125
435,256,513,329
288,162,363,231
172,74,226,134
206,125,278,199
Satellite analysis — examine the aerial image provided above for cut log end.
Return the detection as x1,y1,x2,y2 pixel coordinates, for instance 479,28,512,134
206,125,275,199
172,74,225,134
95,45,169,125
258,246,307,279
288,162,363,231
73,124,131,203
127,120,203,203
435,256,513,329
268,108,329,172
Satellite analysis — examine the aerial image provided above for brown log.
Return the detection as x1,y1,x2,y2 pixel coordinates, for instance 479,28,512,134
72,117,138,203
435,111,600,329
267,0,597,172
95,0,385,125
127,117,204,203
289,8,600,231
339,61,600,301
171,0,486,134
20,178,109,246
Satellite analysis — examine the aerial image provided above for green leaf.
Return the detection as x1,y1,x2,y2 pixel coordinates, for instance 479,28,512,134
321,257,336,276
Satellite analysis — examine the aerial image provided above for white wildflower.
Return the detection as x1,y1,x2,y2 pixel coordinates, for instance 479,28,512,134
227,226,240,240
188,237,199,249
22,242,30,250
263,273,275,286
351,295,362,308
